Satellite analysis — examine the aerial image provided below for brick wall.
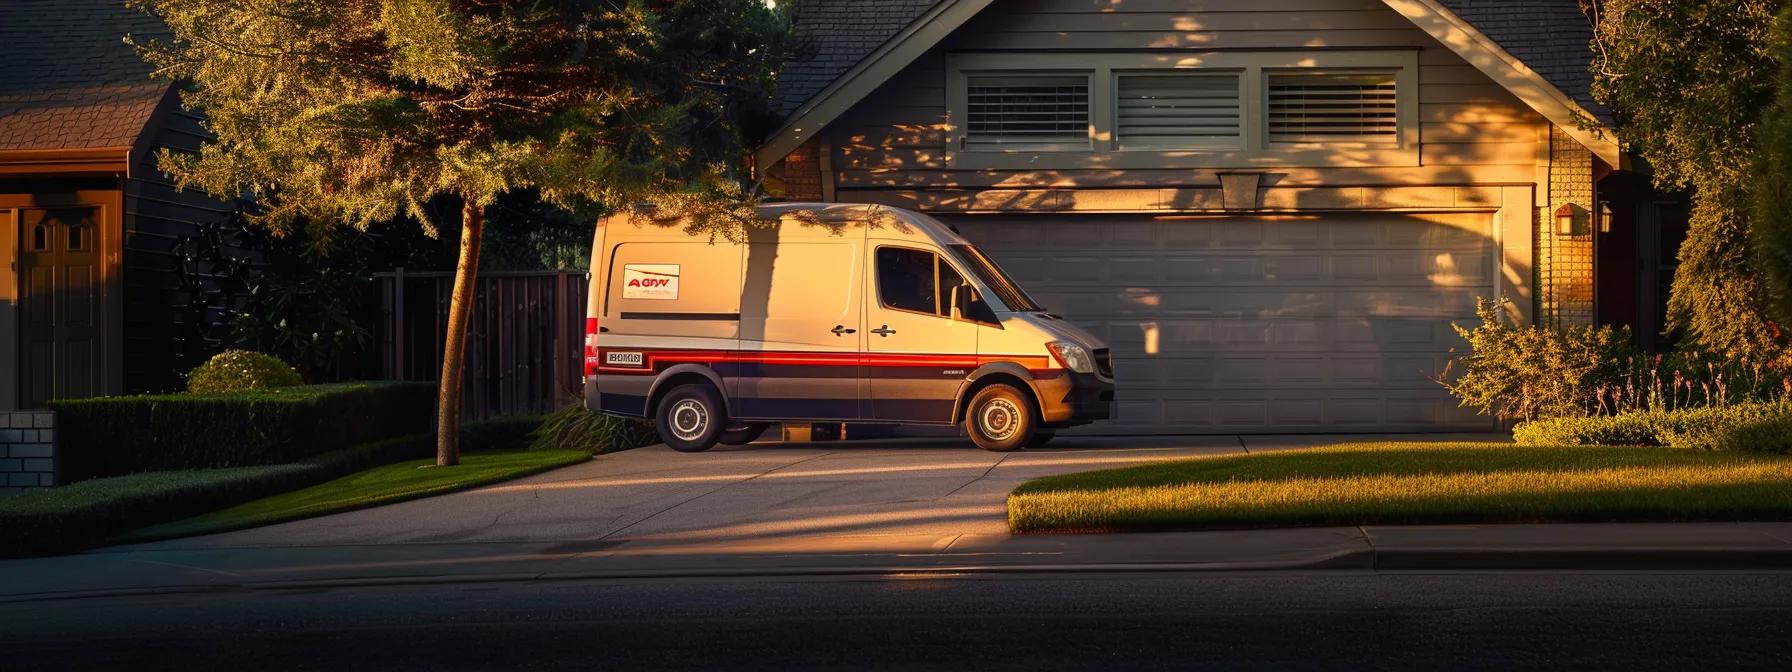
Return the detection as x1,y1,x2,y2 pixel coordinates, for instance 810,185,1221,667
0,410,57,494
1539,124,1596,327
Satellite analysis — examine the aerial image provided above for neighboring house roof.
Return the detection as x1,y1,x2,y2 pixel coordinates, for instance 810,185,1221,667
774,0,940,116
0,0,170,153
761,0,1619,167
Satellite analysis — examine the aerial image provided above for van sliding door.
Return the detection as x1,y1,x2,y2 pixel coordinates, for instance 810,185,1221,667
733,237,866,421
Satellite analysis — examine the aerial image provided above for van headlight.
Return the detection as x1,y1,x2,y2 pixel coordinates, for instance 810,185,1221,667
1045,342,1095,374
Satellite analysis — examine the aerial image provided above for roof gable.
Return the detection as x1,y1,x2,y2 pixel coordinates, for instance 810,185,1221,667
762,0,1617,166
0,0,171,153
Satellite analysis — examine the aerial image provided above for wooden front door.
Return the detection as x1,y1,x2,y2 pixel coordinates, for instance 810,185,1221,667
18,207,103,407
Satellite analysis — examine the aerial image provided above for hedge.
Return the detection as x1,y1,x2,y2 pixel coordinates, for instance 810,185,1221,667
0,416,544,557
51,382,435,482
1513,402,1792,450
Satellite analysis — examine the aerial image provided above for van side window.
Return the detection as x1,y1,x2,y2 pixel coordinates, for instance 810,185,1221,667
877,247,939,314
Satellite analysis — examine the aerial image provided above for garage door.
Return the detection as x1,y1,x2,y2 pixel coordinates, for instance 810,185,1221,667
947,213,1497,434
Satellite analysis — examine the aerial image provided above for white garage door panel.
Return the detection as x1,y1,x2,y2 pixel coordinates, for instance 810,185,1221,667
947,213,1497,434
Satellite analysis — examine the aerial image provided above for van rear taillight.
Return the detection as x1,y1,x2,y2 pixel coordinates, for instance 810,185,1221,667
584,317,600,376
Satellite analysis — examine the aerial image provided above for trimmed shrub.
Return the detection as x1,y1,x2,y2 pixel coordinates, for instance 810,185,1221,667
530,403,657,454
186,350,304,393
51,382,435,482
1514,402,1792,449
0,415,546,557
1713,415,1792,454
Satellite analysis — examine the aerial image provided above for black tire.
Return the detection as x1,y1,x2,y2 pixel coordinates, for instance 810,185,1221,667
1025,431,1057,449
655,384,726,453
964,384,1036,452
718,422,771,446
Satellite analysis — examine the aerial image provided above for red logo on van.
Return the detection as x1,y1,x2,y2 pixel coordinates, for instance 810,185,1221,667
627,278,672,288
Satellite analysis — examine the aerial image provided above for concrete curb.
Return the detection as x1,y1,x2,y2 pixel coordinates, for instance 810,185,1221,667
12,545,1792,604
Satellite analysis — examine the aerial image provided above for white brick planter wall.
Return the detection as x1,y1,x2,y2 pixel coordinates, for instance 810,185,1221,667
0,410,57,493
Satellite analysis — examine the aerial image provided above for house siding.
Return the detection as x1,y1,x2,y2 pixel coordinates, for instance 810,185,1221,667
121,100,244,393
823,0,1548,221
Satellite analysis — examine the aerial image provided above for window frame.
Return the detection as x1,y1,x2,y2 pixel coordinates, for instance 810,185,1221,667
961,71,1095,152
945,50,1420,169
873,244,999,326
1112,70,1247,152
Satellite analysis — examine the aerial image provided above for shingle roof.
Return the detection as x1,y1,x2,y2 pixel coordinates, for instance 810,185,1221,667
773,0,939,116
1436,0,1607,121
0,0,171,152
772,0,1606,122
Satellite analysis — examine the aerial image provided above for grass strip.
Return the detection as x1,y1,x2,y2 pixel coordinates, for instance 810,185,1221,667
119,450,590,543
1007,442,1792,533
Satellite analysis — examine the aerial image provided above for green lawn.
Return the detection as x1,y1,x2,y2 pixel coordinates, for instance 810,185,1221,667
1007,443,1792,534
120,450,590,543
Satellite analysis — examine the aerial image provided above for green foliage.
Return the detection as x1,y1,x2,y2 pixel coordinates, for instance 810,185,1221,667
1712,414,1792,453
476,191,598,271
229,223,379,381
1513,401,1792,448
1439,297,1637,421
1589,0,1781,189
128,0,796,236
0,415,541,556
1589,0,1786,359
185,349,305,393
1753,6,1792,334
50,382,436,481
530,402,657,454
1670,190,1784,358
1442,297,1792,420
1007,442,1792,533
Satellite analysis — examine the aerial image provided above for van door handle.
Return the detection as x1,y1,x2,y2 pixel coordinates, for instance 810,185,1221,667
870,325,896,337
831,325,856,336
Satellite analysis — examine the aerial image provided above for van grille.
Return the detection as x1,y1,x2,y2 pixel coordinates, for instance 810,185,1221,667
1093,348,1113,378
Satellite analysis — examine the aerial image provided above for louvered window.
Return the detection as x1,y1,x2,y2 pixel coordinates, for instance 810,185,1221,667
1116,73,1241,149
1266,72,1399,143
965,74,1090,150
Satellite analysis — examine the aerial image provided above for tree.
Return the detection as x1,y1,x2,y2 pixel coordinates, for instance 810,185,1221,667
1753,6,1792,336
132,0,793,465
1587,0,1786,359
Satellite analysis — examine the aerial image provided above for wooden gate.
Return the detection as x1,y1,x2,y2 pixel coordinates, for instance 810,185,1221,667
376,270,586,420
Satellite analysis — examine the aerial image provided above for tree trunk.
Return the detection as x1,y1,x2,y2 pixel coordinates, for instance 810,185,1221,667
436,200,484,467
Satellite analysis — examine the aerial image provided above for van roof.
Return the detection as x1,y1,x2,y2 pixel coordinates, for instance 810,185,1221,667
601,202,969,246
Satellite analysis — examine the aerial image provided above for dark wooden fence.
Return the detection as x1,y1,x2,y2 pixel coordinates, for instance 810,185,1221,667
375,269,587,420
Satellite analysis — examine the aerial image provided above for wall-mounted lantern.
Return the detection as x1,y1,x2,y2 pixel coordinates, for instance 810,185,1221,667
1555,203,1585,236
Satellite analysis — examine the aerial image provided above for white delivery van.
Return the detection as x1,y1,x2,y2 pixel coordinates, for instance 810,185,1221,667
583,203,1114,452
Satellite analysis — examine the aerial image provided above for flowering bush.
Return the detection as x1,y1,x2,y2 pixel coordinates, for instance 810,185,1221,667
185,350,304,393
1440,297,1791,422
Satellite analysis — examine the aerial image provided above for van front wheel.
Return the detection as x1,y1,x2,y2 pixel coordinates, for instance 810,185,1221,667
656,384,726,453
964,384,1035,452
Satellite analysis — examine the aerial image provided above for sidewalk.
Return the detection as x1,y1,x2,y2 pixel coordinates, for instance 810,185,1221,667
6,522,1792,603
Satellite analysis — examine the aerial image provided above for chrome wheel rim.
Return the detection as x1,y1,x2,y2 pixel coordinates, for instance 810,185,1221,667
979,398,1023,442
669,399,709,441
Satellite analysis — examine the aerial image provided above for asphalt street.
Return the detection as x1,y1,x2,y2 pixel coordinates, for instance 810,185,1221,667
4,570,1790,671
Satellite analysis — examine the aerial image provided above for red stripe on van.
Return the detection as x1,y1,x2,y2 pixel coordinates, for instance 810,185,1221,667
593,348,1052,375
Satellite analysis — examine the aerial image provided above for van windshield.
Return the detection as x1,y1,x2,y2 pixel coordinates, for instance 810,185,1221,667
947,244,1045,313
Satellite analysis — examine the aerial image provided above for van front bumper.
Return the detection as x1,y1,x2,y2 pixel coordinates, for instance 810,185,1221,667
1034,371,1115,427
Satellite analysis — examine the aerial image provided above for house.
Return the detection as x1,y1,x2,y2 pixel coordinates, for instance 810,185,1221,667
756,0,1685,434
0,0,234,410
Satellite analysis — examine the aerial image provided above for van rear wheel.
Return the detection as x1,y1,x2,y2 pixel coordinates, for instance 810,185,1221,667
964,384,1035,452
656,384,726,453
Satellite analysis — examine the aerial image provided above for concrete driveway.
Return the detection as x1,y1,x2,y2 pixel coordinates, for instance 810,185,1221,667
134,434,1496,553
